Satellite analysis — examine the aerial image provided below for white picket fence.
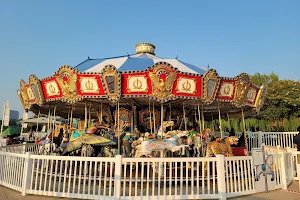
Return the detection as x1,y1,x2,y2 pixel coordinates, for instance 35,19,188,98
0,131,299,199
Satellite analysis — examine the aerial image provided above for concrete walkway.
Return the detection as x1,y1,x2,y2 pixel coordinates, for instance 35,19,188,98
1,185,300,200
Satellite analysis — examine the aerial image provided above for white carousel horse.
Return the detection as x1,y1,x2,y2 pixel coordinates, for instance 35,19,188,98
157,121,174,137
255,155,275,181
135,130,188,158
39,142,56,155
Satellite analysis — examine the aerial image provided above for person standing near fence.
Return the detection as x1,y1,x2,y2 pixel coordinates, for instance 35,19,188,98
293,126,300,163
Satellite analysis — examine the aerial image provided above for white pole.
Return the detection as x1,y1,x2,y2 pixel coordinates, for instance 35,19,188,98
35,109,40,133
153,102,156,134
84,100,88,129
197,104,201,132
218,101,223,138
100,101,103,123
149,100,152,135
169,104,172,131
0,101,6,135
88,103,91,127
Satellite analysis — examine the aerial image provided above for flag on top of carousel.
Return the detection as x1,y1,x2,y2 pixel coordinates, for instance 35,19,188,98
75,43,207,74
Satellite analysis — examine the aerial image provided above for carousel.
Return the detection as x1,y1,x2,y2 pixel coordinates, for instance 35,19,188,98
17,43,266,158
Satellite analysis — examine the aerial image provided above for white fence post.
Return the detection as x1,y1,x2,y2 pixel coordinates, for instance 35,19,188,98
258,131,263,147
21,152,32,196
22,142,26,153
277,146,287,189
114,155,122,199
216,154,226,200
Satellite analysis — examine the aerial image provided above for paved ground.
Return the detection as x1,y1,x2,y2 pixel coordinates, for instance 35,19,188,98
1,185,300,200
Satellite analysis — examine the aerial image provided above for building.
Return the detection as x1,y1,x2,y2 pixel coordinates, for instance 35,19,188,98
9,110,19,120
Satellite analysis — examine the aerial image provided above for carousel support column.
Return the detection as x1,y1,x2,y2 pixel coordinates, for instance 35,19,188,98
100,101,103,123
242,108,249,152
148,100,152,135
183,104,187,131
52,105,57,145
88,103,92,127
153,102,156,134
169,104,172,131
117,101,120,155
132,106,137,130
201,105,205,130
84,100,88,129
160,103,164,138
131,105,134,135
211,113,215,133
227,113,231,131
197,104,202,132
70,105,73,131
35,109,40,134
218,101,223,138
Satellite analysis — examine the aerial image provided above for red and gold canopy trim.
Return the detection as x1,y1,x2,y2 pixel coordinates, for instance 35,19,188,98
101,65,121,102
41,77,63,101
121,72,151,96
173,73,202,99
29,74,44,105
148,62,177,102
77,74,106,97
216,79,236,102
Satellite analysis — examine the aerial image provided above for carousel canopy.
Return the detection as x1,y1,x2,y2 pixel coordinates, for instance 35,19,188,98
17,42,266,119
75,53,207,75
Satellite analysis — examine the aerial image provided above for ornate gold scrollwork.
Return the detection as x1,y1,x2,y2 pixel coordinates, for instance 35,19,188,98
233,73,251,107
56,65,79,103
101,65,121,102
133,78,143,90
182,79,192,92
149,62,177,101
18,80,30,110
254,85,267,111
202,69,220,104
29,74,44,105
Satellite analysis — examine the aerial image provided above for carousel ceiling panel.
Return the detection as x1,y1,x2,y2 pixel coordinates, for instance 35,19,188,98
216,79,236,102
77,74,106,97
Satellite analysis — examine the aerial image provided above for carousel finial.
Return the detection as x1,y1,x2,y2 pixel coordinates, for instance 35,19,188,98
135,42,155,55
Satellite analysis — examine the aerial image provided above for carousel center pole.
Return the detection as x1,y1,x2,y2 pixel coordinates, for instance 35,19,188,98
242,108,248,151
117,101,120,155
160,103,164,138
218,101,223,138
88,103,91,127
148,100,152,135
131,104,134,135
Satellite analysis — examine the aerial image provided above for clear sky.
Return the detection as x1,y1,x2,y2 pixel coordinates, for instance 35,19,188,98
0,0,299,118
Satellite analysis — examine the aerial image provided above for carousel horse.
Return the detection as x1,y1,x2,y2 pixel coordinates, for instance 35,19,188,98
39,142,56,155
206,136,239,157
122,132,132,157
102,146,116,157
81,144,94,157
157,121,174,137
135,130,188,158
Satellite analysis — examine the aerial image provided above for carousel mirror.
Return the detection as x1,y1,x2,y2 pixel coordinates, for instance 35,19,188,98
207,79,216,98
105,76,115,93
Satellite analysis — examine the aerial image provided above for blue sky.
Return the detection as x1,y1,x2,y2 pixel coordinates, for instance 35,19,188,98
0,0,299,118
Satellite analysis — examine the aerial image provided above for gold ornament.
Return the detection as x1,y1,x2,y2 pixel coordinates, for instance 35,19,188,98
233,73,251,106
149,63,177,101
29,74,44,105
133,78,143,90
85,79,94,91
182,79,191,92
18,80,30,110
56,66,79,103
101,65,120,102
202,69,220,104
